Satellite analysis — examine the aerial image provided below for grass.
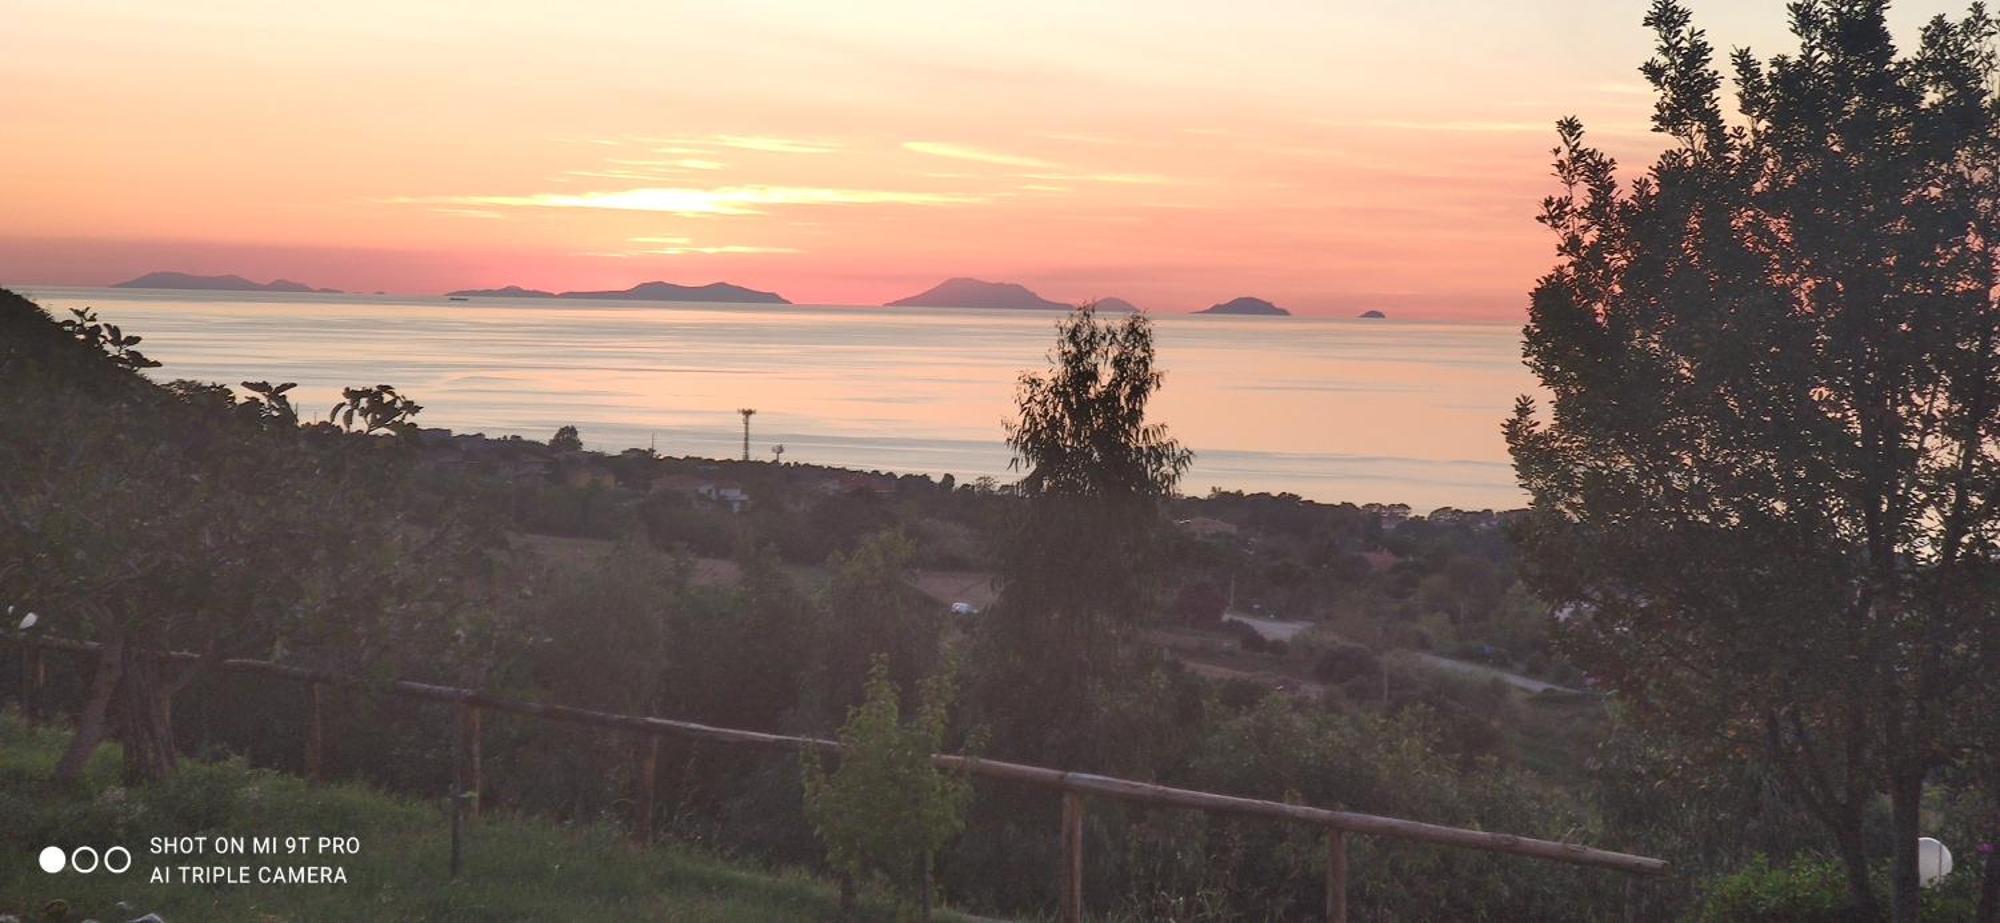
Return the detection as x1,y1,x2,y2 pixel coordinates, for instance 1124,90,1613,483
0,713,987,922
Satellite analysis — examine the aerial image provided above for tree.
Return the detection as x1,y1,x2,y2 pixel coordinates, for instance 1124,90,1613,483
809,531,941,723
1506,3,2000,920
973,303,1192,766
658,543,810,730
0,292,511,784
803,656,970,920
240,380,299,425
550,424,582,452
57,307,159,372
327,384,422,435
1174,581,1228,629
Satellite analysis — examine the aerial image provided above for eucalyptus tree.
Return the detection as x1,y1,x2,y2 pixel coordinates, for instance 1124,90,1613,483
1507,3,2000,919
974,303,1192,766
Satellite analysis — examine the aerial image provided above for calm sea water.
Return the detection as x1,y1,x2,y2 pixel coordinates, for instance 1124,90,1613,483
17,287,1535,511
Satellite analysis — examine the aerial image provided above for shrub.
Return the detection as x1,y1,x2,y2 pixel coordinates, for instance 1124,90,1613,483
803,656,971,917
1698,854,1979,922
1222,619,1269,653
1313,643,1381,684
1174,582,1228,629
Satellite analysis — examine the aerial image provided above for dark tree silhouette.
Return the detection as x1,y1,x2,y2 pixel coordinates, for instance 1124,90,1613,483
1507,3,2000,920
973,303,1191,765
57,307,158,372
1,292,511,785
550,424,583,452
327,384,422,435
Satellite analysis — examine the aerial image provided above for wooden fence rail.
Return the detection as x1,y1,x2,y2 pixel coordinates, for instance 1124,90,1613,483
8,634,1667,921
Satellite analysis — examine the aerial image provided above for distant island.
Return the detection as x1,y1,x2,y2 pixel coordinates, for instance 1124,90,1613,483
1195,296,1290,316
560,281,789,304
888,277,1070,310
447,285,556,298
445,280,790,303
1358,309,1387,319
112,271,341,294
1092,297,1141,313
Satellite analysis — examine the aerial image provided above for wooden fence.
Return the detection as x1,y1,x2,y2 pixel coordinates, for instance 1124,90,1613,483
8,634,1667,921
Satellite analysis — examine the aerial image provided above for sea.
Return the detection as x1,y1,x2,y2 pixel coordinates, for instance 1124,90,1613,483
14,287,1537,512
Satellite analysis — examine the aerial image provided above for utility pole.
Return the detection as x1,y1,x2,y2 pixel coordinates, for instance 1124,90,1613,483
737,408,755,462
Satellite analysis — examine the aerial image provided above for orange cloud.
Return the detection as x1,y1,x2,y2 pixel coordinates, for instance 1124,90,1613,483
902,141,1054,168
398,185,988,218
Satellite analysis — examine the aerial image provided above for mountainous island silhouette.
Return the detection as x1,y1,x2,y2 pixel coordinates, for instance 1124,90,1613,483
1195,296,1290,316
887,277,1138,311
113,271,341,294
450,280,790,304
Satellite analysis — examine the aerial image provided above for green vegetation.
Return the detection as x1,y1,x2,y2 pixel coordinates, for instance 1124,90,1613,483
971,303,1191,770
1,297,511,786
1698,855,1978,923
1509,1,2000,920
8,7,1999,914
1,288,1637,920
804,657,971,919
0,714,968,922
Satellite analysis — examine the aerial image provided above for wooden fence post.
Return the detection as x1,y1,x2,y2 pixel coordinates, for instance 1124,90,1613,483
448,782,465,879
1326,829,1348,923
921,853,934,922
456,701,482,820
1060,791,1084,923
305,683,325,783
636,735,659,843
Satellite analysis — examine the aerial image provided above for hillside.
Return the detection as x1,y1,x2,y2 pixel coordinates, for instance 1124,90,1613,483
886,277,1071,310
112,271,340,294
0,715,976,922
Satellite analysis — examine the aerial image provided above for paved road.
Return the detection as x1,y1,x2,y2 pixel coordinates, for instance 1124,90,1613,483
1406,652,1582,695
1221,613,1315,642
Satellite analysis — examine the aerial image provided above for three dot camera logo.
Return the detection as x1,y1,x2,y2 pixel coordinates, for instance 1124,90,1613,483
38,844,133,875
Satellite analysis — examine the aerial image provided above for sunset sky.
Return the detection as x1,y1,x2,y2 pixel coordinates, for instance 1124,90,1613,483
1,1,1969,318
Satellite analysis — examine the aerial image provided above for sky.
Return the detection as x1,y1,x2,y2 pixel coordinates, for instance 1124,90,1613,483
0,1,1974,318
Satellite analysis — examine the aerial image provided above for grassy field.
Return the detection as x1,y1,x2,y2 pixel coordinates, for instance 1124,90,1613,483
0,713,982,922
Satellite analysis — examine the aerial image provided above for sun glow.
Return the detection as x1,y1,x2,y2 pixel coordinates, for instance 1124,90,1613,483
0,0,1973,314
